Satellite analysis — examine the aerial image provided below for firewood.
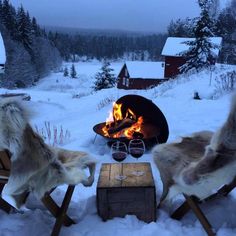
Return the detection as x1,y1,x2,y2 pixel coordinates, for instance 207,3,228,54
108,118,135,135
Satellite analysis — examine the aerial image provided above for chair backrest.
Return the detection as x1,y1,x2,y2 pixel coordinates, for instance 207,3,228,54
0,150,11,184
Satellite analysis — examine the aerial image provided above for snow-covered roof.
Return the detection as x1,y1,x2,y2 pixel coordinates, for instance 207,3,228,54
124,61,164,79
161,37,222,57
0,32,6,64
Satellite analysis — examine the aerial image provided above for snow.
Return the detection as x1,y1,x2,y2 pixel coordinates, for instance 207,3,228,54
0,32,6,65
124,61,164,79
1,61,236,236
161,37,222,57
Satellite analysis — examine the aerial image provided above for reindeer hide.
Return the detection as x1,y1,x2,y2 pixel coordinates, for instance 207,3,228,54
153,94,236,204
0,98,96,209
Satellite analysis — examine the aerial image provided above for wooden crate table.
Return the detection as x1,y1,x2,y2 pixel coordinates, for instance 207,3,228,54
96,162,156,223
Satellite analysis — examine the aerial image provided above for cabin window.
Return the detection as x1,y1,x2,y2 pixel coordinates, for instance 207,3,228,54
126,78,129,87
122,77,126,85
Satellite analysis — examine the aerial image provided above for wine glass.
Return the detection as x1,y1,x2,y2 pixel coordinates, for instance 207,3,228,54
128,139,145,176
111,141,127,180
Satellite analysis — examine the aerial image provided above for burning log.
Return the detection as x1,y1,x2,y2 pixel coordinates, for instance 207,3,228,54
108,118,136,135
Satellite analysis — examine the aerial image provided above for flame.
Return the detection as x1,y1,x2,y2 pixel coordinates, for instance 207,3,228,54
124,116,143,138
102,102,144,139
113,103,123,121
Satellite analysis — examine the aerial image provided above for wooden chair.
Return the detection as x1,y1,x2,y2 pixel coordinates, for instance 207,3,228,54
170,177,236,236
0,150,76,236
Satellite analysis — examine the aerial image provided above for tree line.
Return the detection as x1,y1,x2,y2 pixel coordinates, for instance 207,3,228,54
46,0,236,67
48,32,167,62
0,0,62,88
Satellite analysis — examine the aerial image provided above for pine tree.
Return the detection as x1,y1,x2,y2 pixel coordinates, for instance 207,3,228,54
167,18,196,37
70,64,77,78
0,0,3,22
93,61,116,91
1,0,17,39
0,1,62,88
209,0,220,18
16,6,33,52
63,66,69,77
180,0,217,73
31,17,41,37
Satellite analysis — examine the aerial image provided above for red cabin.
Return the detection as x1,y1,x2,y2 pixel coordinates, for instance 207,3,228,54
161,37,222,78
117,61,167,90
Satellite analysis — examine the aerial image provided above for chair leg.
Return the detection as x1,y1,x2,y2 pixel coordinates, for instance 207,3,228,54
51,185,75,236
0,196,12,213
183,194,216,236
0,184,12,213
41,186,75,230
218,177,236,197
171,200,190,220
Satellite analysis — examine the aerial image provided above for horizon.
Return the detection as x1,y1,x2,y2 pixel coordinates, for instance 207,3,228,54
10,0,202,33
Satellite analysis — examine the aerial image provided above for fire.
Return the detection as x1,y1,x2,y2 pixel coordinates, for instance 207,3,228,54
124,116,143,137
102,102,144,139
113,103,123,121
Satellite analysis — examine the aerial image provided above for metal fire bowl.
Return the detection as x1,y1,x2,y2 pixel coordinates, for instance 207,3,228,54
93,94,169,148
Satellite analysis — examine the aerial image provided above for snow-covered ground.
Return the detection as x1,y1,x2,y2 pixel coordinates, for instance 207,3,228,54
0,61,236,236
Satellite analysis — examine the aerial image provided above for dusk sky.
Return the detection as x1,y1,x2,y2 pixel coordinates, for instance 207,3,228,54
10,0,229,33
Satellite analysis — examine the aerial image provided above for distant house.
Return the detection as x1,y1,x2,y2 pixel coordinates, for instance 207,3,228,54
117,61,167,90
0,32,6,74
161,37,222,78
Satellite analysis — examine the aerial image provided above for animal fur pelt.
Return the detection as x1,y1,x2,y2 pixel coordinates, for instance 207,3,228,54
0,98,96,209
152,94,236,206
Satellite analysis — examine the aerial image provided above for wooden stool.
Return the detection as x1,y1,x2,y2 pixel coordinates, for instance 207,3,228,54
97,162,156,223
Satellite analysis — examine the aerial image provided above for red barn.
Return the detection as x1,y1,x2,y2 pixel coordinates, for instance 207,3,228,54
161,37,222,78
117,61,167,90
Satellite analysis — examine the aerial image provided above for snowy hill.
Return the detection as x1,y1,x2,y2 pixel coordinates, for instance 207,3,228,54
0,61,236,236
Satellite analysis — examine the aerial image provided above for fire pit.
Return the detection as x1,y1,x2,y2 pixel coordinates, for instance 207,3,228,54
93,94,169,147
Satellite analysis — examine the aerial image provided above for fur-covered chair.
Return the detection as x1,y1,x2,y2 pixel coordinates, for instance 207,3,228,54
152,95,236,236
0,98,96,236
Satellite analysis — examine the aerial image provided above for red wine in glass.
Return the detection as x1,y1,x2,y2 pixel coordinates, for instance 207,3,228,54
128,139,145,176
112,152,127,162
129,148,144,159
128,139,145,158
111,141,128,180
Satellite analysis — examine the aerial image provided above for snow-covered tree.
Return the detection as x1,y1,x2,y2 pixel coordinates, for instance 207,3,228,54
63,66,69,77
167,18,196,37
0,1,62,87
1,0,17,38
16,6,33,52
93,61,116,91
31,17,41,37
209,0,220,18
180,0,217,73
70,64,77,78
216,7,236,64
